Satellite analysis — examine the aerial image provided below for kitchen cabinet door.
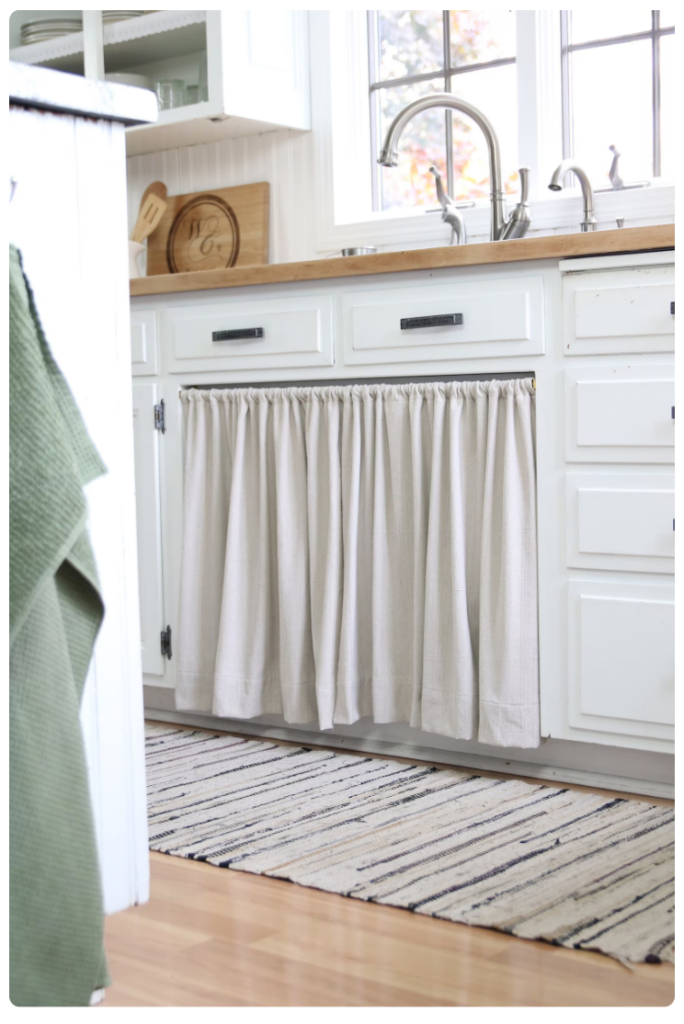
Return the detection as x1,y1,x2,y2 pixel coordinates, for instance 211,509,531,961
567,579,674,745
132,382,166,678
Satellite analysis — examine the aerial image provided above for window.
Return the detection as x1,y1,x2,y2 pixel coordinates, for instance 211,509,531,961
561,11,673,186
368,11,519,211
366,10,675,219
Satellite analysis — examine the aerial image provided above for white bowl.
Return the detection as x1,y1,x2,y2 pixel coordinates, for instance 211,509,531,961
105,72,154,90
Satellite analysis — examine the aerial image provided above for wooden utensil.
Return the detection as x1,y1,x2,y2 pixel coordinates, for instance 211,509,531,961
146,183,269,275
131,192,167,243
140,180,167,207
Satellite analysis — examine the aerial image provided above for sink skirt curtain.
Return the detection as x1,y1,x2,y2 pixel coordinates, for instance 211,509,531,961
177,380,540,748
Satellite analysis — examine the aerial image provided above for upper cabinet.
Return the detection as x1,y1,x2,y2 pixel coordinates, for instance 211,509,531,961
9,10,311,156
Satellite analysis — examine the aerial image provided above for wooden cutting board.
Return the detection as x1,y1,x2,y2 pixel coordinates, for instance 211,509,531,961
146,183,269,275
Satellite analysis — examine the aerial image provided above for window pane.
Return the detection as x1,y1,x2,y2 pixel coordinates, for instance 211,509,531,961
377,10,444,82
377,79,448,210
449,63,518,201
658,8,675,27
571,41,653,184
570,10,652,44
660,33,674,178
450,9,516,67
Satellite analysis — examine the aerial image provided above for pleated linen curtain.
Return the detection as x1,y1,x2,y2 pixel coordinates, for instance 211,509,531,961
177,380,540,748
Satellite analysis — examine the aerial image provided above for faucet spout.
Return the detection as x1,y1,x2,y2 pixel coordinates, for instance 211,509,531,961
378,92,509,241
548,159,597,232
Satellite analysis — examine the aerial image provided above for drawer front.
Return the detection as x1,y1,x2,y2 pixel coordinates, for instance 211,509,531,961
131,308,158,376
568,580,674,740
566,472,674,573
565,366,674,463
342,275,544,366
165,295,334,374
563,265,674,355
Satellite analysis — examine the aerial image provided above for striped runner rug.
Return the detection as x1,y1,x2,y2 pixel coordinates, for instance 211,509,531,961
145,725,674,965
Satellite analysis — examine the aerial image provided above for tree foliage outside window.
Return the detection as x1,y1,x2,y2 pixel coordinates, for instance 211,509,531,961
369,10,519,211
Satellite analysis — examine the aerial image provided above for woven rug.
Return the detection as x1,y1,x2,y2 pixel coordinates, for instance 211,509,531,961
145,725,674,965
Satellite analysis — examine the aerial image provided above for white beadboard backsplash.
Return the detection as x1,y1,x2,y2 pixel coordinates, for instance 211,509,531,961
126,128,318,266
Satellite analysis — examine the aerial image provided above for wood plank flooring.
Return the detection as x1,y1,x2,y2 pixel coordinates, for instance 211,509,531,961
103,725,674,1007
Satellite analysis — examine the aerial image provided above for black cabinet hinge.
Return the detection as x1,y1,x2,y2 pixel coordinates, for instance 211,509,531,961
154,399,166,433
160,625,172,660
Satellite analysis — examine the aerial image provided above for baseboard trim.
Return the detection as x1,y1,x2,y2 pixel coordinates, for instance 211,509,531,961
143,701,674,801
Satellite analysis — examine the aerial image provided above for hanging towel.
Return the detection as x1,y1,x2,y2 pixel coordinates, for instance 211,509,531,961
177,380,540,748
9,246,110,1006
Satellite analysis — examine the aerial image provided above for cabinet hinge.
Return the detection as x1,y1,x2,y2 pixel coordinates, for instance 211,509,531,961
154,399,166,433
160,625,172,660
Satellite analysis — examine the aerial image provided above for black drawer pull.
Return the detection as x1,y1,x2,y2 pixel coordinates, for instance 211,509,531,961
400,313,463,330
212,328,264,342
671,301,675,315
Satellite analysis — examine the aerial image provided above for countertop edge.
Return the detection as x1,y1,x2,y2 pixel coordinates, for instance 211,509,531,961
129,225,674,297
9,60,158,126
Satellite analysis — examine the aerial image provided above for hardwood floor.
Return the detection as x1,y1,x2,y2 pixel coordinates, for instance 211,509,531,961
103,726,674,1007
103,853,673,1007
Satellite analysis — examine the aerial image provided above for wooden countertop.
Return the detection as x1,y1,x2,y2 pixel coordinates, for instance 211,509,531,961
129,224,674,297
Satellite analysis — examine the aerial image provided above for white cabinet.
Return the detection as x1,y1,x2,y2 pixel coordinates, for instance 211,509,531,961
568,580,674,741
129,248,675,768
565,365,675,464
131,308,159,376
547,249,675,757
132,383,166,678
341,275,544,367
9,10,311,156
566,472,674,574
165,293,334,374
562,265,674,355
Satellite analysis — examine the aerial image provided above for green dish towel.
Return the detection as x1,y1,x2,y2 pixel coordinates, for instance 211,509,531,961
10,245,110,1006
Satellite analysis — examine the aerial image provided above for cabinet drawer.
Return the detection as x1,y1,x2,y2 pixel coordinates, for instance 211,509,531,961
566,472,674,573
341,275,544,366
568,580,674,740
563,265,674,355
565,366,674,463
131,308,158,376
165,295,334,374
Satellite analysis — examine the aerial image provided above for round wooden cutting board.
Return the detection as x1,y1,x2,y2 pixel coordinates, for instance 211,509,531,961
166,194,241,273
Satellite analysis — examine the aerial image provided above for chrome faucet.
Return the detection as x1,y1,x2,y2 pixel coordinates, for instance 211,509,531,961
378,93,531,242
548,159,597,232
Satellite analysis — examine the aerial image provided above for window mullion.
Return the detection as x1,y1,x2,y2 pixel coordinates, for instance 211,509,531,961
443,10,454,199
560,11,572,160
652,10,661,177
367,11,381,211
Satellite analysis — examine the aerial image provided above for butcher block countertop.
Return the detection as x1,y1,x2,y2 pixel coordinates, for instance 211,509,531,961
129,224,674,296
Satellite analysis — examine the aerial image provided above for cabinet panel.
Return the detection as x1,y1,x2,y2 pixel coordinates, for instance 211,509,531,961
131,308,158,376
563,265,674,355
132,383,165,677
565,366,675,463
165,294,334,374
568,580,674,741
342,275,544,366
566,473,674,573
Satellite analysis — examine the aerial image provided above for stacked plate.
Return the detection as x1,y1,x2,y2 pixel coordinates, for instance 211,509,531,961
103,11,152,23
21,17,82,44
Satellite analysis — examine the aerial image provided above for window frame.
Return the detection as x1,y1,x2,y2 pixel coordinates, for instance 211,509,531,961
560,10,675,180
